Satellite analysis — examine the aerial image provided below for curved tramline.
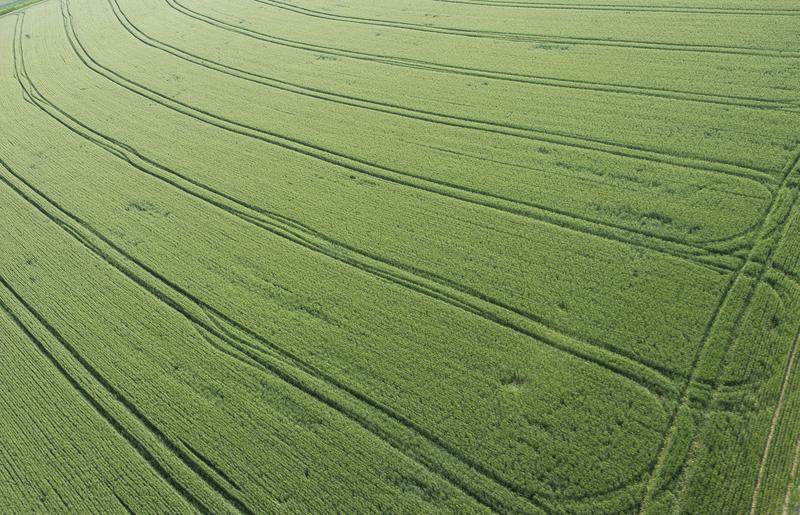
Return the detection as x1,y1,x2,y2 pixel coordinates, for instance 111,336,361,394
246,0,800,57
29,0,733,377
1,0,799,513
165,0,800,108
68,0,785,264
10,5,676,504
109,0,774,256
156,1,792,110
167,1,794,178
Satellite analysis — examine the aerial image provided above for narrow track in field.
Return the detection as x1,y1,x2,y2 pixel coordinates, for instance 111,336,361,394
159,1,799,110
110,0,774,259
640,146,800,512
61,0,797,398
74,0,769,274
3,5,680,508
0,203,247,515
159,4,766,263
0,121,542,515
113,3,766,261
169,0,787,180
39,0,697,395
0,289,216,514
750,323,800,514
168,0,799,111
248,0,800,58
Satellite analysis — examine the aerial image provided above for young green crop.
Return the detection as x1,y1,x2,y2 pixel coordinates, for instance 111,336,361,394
0,0,798,512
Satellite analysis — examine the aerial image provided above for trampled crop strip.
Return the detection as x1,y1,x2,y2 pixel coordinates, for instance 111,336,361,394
62,0,800,476
786,437,800,513
204,311,657,509
168,0,784,181
10,9,673,508
197,307,609,511
3,1,798,512
645,158,800,509
0,257,246,514
72,0,762,274
714,187,800,511
98,0,800,400
154,6,763,267
164,4,785,183
110,4,761,264
644,162,800,506
250,0,800,58
641,146,800,511
165,0,797,110
118,2,788,189
28,1,682,393
29,0,699,395
178,438,243,494
695,200,800,393
11,18,542,509
431,0,800,15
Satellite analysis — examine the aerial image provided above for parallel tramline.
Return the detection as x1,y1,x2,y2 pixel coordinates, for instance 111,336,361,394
31,2,724,376
0,0,798,512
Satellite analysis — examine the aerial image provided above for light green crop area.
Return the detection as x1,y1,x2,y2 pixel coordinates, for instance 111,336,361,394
0,0,798,512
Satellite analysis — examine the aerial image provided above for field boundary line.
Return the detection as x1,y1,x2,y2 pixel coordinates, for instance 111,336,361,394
0,0,46,17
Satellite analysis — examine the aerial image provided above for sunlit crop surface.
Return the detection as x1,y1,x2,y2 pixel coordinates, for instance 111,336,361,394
1,0,799,512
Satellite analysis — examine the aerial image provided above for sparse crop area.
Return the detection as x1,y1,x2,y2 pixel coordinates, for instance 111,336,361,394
0,0,799,513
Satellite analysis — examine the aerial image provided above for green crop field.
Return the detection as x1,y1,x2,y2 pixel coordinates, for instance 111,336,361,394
0,0,799,513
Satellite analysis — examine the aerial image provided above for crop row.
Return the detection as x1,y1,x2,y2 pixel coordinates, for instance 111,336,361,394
29,0,738,376
1,8,676,509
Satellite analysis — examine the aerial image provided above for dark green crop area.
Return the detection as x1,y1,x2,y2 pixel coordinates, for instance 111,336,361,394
0,0,799,512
